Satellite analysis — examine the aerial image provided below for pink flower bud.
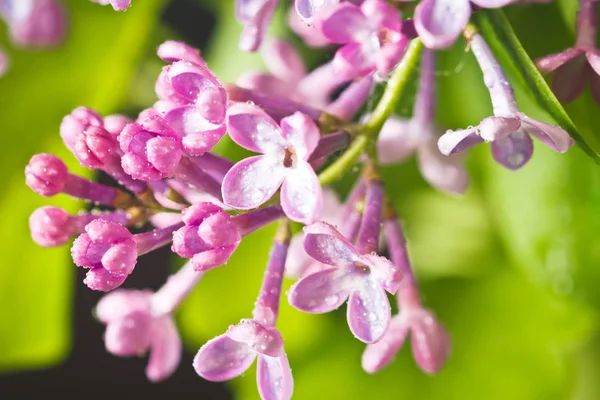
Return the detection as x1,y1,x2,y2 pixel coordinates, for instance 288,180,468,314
25,153,68,197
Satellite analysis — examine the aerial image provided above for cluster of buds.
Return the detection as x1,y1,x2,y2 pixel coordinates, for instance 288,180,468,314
22,0,586,398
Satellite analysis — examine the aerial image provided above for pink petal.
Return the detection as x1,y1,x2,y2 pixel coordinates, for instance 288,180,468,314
101,242,138,275
471,0,513,6
477,116,521,141
551,54,588,103
417,139,470,194
347,278,391,343
193,334,257,381
519,114,574,153
284,234,314,278
288,267,353,313
237,72,292,99
262,39,307,83
437,127,484,156
535,48,583,74
409,310,451,374
226,103,286,153
222,155,286,209
332,42,374,80
415,0,471,49
280,113,320,160
104,311,153,356
146,316,182,382
227,319,284,357
95,289,152,323
491,131,534,170
377,117,419,165
302,221,359,266
586,49,600,75
238,0,278,52
257,354,294,400
321,4,368,43
361,315,409,373
280,161,323,224
360,253,402,294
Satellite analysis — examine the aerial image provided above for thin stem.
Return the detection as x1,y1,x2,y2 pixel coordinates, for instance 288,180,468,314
577,0,598,48
356,173,384,255
151,261,205,316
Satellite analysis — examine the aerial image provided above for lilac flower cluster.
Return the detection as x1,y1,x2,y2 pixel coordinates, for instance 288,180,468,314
22,0,585,398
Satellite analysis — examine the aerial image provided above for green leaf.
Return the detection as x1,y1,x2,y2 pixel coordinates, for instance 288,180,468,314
473,9,600,162
0,0,165,370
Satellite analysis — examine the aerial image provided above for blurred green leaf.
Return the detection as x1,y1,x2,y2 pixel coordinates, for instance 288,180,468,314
473,9,600,161
0,0,165,370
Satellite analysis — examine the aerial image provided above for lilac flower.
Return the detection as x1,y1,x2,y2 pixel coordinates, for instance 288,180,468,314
25,153,130,206
195,226,293,400
72,219,183,291
90,0,131,11
235,0,280,52
288,4,332,48
536,0,600,104
0,0,66,47
377,50,469,194
60,107,146,194
414,0,513,49
237,39,345,108
172,202,241,271
362,215,450,374
156,40,206,67
222,103,323,224
437,32,573,170
155,60,227,156
119,115,183,181
288,221,402,343
172,202,284,271
29,206,128,248
96,262,202,382
295,0,337,22
321,0,408,79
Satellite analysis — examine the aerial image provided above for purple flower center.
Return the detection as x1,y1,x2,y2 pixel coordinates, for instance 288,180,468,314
280,147,297,168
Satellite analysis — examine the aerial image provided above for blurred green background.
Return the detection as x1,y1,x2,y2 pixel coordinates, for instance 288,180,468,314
2,0,600,399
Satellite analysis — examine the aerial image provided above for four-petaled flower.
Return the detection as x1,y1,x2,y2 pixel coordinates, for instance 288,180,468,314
288,222,402,343
222,103,324,224
321,0,407,79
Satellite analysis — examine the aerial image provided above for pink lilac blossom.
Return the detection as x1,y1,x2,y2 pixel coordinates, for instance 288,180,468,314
414,0,513,49
235,0,281,52
90,0,131,11
437,32,573,170
222,103,324,224
362,214,450,374
71,219,183,291
321,0,408,79
289,180,402,343
0,0,66,47
96,261,203,382
536,0,600,104
377,50,469,194
194,226,293,400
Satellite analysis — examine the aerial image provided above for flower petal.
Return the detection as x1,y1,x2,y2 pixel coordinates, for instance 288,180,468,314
227,319,284,357
437,127,484,155
222,155,285,209
346,278,391,343
417,139,470,194
280,161,323,224
361,315,409,373
262,39,306,83
321,4,368,43
257,354,294,400
288,267,353,313
409,310,451,374
471,0,514,7
550,54,588,104
146,316,182,382
535,48,583,74
332,42,374,80
238,0,278,52
303,221,359,266
377,117,419,165
415,0,471,49
193,334,257,381
477,116,521,142
360,253,402,294
586,49,600,75
491,131,534,170
519,114,574,153
226,103,286,154
280,113,320,160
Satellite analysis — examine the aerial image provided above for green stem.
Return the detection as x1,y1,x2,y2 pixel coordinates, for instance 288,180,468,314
317,39,424,185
